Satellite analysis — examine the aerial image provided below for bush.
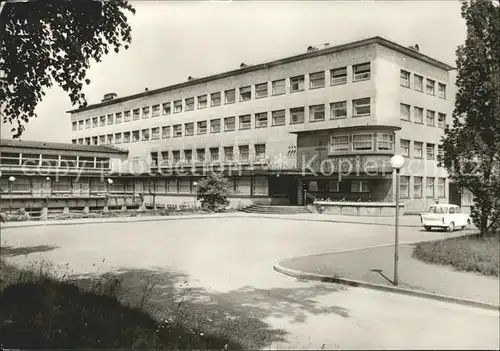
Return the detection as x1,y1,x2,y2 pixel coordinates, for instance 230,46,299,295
0,210,30,222
196,174,232,212
412,234,500,277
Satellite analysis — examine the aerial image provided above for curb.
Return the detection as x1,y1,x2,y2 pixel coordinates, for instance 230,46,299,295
1,213,422,229
273,262,500,312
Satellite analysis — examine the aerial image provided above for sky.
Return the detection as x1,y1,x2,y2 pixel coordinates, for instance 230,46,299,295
0,0,467,142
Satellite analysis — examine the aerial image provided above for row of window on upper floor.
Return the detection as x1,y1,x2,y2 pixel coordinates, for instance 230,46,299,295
72,63,374,131
400,69,447,99
400,103,447,128
399,138,444,161
71,98,375,145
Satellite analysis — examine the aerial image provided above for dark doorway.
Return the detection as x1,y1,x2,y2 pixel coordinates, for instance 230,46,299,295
268,175,297,205
449,183,461,206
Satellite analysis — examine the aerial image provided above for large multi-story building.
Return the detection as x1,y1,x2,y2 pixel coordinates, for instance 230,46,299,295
68,36,454,210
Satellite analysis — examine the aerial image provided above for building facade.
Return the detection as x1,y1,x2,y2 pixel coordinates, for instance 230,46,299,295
68,36,454,210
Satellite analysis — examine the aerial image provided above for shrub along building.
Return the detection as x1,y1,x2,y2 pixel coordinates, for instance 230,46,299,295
67,36,454,211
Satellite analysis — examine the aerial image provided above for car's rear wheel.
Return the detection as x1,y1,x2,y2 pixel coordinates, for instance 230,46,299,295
424,226,432,231
447,222,455,232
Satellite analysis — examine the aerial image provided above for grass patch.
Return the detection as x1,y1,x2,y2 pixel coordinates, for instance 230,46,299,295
0,258,243,350
412,234,500,277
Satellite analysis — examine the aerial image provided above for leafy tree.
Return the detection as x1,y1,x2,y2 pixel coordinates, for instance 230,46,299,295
0,0,135,138
441,0,500,235
196,173,232,212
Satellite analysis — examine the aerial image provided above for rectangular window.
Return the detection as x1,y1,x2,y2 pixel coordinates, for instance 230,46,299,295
255,144,266,160
72,139,77,144
173,124,182,137
197,121,207,134
438,83,446,99
151,127,160,140
377,133,394,151
414,141,423,158
196,149,205,163
152,104,160,117
78,138,83,144
162,102,171,115
426,177,435,197
211,92,221,106
224,89,235,104
210,119,221,133
255,112,268,128
400,176,410,198
92,117,98,127
330,101,347,119
255,83,268,98
414,107,424,124
352,134,374,151
113,133,121,144
438,178,446,197
400,70,410,88
209,147,219,161
328,181,339,192
124,110,131,122
235,177,251,195
162,126,170,139
224,117,235,131
172,150,181,164
133,109,140,120
238,145,249,161
113,113,121,124
173,100,182,113
85,137,91,145
99,115,106,126
272,79,286,95
72,121,77,131
166,179,177,193
438,113,446,129
309,71,325,89
141,129,150,141
426,79,435,95
99,135,106,144
78,120,84,130
309,104,325,122
290,75,305,92
185,122,194,136
179,179,191,194
253,177,268,195
185,97,194,111
107,114,113,125
142,107,150,119
351,180,369,193
272,110,286,126
414,75,423,91
426,110,435,126
85,118,91,129
239,115,251,130
437,145,444,163
184,150,193,163
290,107,305,124
414,177,423,198
224,146,234,161
353,62,371,81
426,143,435,159
353,98,371,116
106,134,113,144
331,67,347,85
198,95,207,109
400,139,410,157
330,135,350,152
240,86,252,101
400,103,411,121
161,152,169,166
123,132,130,143
92,136,98,145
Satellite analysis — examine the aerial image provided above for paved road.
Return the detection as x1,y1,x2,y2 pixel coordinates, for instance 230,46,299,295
2,216,498,349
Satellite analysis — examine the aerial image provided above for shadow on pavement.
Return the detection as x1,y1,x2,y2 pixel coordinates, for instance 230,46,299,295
1,245,58,257
73,267,349,349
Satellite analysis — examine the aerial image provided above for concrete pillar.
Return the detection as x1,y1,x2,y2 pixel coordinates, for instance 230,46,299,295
297,179,304,206
63,206,70,214
83,206,89,214
41,207,48,220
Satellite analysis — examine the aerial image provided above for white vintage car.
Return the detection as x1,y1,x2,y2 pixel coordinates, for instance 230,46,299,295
420,204,472,232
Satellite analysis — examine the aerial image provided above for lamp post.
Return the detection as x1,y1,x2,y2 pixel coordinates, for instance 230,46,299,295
107,178,113,209
45,177,51,195
8,176,16,213
192,181,198,210
390,155,405,286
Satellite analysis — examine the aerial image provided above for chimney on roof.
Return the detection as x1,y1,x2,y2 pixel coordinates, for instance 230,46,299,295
324,42,330,49
240,63,247,68
188,76,197,81
307,45,319,53
408,44,420,52
102,92,117,102
145,87,149,92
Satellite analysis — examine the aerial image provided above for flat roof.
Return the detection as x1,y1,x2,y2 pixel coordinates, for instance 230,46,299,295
68,36,455,114
0,139,128,154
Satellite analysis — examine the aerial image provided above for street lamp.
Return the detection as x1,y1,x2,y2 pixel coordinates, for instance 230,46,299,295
106,178,113,209
390,154,405,286
8,176,16,213
192,181,198,210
